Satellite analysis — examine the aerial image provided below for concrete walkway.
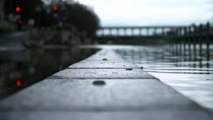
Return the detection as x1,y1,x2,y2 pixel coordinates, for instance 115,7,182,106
0,49,212,120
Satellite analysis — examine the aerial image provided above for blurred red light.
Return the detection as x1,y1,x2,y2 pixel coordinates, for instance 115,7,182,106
53,5,58,11
16,6,21,12
16,80,21,87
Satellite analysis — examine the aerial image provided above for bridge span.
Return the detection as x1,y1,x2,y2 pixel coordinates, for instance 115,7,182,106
96,25,186,37
94,23,212,45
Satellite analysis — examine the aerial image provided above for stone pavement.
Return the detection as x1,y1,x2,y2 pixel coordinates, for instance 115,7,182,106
0,49,212,120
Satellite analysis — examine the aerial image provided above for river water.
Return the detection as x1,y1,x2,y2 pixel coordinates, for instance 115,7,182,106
0,47,97,99
1,44,213,112
115,45,213,111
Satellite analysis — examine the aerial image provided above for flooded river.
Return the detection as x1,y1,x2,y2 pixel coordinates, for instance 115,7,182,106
0,47,97,99
116,45,213,111
0,44,213,112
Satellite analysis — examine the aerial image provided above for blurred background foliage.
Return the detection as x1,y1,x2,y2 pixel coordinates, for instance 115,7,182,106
2,0,100,38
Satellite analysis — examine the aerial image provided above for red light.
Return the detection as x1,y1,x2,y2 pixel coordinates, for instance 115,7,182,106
53,5,58,11
16,80,21,87
16,6,21,12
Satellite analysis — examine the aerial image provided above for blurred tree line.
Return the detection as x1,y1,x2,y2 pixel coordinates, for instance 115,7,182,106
62,3,100,38
3,0,100,38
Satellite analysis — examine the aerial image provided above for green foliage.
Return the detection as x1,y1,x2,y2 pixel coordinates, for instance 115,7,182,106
62,3,100,37
3,0,100,37
3,0,47,26
4,0,43,18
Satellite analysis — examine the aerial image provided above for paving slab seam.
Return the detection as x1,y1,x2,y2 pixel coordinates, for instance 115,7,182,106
67,68,142,69
0,107,208,112
47,77,158,80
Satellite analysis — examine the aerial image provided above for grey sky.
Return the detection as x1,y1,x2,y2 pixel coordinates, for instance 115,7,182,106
76,0,212,26
44,0,212,26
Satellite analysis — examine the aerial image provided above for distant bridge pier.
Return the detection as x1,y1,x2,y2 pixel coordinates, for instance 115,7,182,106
146,28,150,36
198,25,203,55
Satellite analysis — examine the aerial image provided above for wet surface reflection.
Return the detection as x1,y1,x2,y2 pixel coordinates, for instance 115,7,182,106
0,47,97,99
116,45,213,110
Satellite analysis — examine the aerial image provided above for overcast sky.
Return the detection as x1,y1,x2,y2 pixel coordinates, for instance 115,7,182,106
73,0,212,26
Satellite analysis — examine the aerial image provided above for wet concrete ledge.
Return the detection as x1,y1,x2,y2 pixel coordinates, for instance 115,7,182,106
0,48,213,120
